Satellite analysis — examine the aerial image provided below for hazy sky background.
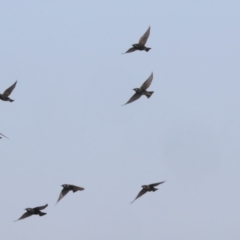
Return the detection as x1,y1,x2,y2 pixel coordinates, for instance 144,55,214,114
1,1,240,239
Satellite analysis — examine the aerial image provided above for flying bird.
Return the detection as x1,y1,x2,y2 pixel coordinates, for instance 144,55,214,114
0,133,8,139
0,81,17,102
56,184,85,204
130,181,165,203
123,26,151,54
14,204,48,222
123,72,154,105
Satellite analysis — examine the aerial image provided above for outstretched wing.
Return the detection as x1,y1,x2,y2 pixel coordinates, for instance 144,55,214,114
14,211,32,222
0,133,9,139
34,204,48,211
140,72,153,90
123,93,142,105
56,188,70,204
123,47,136,54
149,181,165,187
138,26,150,46
130,189,147,204
3,81,17,97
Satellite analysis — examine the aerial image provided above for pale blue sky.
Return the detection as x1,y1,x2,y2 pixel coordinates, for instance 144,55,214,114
1,1,240,239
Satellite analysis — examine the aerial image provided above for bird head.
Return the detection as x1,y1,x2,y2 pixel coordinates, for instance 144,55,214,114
25,208,33,213
133,88,140,92
62,184,69,188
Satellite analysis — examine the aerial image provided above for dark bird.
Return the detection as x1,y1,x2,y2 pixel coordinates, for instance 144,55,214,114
0,133,9,139
14,204,48,222
56,184,85,204
123,72,154,105
130,181,165,203
123,26,151,54
0,81,17,102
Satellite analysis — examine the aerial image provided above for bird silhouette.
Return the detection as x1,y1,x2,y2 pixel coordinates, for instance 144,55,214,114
56,184,85,204
123,72,154,105
0,81,17,102
14,204,48,221
130,181,165,203
123,26,151,54
0,133,8,139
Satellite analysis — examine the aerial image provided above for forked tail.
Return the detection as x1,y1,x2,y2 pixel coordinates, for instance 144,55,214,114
39,212,47,216
146,91,154,98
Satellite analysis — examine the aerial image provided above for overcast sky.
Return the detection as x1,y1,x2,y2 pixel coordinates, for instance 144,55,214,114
1,1,240,240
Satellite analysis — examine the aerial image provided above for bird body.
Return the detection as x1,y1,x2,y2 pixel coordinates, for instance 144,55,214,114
14,204,48,221
0,81,17,102
130,181,165,203
132,44,151,52
133,88,154,98
123,72,154,105
25,208,46,216
141,184,158,192
0,95,14,102
123,26,151,54
56,184,85,204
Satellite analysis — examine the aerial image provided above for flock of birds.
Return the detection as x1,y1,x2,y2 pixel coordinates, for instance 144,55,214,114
1,26,165,222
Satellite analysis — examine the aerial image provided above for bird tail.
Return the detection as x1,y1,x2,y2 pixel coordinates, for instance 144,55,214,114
146,91,154,98
152,188,158,192
8,98,14,102
39,212,47,216
145,47,151,52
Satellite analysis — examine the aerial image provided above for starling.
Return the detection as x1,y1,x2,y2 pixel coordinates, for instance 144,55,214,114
0,133,8,139
123,72,154,105
123,26,151,54
14,204,48,221
0,81,17,102
130,181,165,203
56,184,85,204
